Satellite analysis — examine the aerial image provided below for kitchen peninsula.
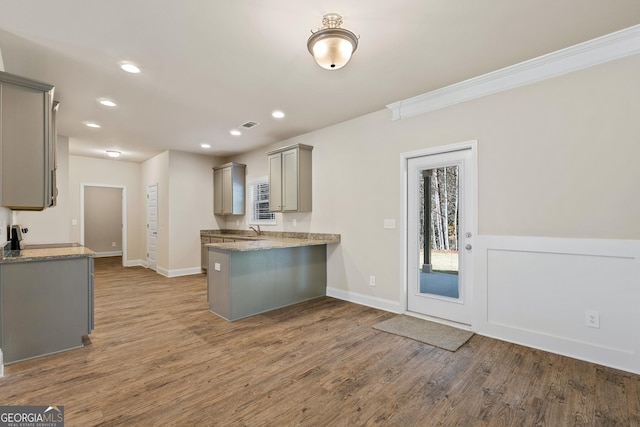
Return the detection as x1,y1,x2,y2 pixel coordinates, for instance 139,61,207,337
0,243,94,365
202,230,340,321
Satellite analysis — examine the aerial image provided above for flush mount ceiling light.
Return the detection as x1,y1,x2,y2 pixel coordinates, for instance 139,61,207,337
200,143,211,149
106,150,121,158
307,13,358,70
272,110,285,119
84,121,101,128
229,129,242,136
98,98,117,107
120,62,141,74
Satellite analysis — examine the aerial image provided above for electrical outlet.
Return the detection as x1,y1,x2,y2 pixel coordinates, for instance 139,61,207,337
369,275,376,287
585,310,600,328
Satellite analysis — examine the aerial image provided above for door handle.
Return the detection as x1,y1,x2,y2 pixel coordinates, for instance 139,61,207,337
465,244,472,250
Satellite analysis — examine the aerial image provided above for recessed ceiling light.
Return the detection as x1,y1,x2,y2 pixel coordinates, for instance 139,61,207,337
230,129,242,136
98,98,117,107
200,143,211,149
272,110,285,119
120,62,141,74
106,150,121,158
84,121,101,128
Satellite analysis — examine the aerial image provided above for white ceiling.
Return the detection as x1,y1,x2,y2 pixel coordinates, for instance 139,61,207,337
0,1,638,162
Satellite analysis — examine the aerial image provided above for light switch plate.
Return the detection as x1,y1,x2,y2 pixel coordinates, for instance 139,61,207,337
383,219,396,229
214,263,221,272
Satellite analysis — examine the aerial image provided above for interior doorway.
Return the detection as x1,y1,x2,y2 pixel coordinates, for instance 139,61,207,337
404,142,476,327
81,184,127,265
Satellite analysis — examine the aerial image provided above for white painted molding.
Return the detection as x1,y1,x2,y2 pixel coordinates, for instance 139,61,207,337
387,24,640,120
93,251,123,258
158,266,203,278
326,287,402,314
124,259,146,268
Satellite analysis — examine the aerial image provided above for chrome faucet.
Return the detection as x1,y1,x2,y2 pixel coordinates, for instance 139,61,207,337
249,225,262,236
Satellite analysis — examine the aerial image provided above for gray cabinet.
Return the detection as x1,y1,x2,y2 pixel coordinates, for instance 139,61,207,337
267,144,313,212
213,162,246,215
0,256,94,364
201,236,223,270
0,70,56,210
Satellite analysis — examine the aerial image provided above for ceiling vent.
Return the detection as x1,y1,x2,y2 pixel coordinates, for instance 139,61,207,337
240,121,260,129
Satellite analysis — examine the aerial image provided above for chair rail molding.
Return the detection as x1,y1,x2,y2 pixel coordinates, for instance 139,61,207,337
386,24,640,121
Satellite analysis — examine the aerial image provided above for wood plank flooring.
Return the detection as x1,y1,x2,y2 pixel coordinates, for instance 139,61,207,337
1,256,638,426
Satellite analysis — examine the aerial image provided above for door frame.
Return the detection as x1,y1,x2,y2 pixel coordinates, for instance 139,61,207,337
400,140,478,327
80,183,127,266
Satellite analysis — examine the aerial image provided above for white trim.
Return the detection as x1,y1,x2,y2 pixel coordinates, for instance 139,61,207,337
156,266,203,278
124,259,146,268
93,251,123,258
80,183,128,266
387,25,640,120
475,235,640,375
326,287,402,314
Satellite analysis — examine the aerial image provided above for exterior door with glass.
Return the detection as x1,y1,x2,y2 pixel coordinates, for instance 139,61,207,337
406,146,476,326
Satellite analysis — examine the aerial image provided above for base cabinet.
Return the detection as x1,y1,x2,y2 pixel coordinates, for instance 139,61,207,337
0,256,94,364
207,245,327,321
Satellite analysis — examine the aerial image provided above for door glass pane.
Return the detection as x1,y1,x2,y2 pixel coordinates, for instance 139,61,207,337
418,165,459,298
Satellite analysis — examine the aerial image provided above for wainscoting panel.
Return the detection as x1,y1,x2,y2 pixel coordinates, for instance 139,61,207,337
475,236,640,374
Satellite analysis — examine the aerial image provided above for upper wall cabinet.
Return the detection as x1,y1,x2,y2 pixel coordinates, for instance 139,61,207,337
213,162,246,215
267,144,313,213
0,70,56,210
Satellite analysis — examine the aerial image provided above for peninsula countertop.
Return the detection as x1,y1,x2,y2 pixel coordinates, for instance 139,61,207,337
1,243,95,263
201,230,340,252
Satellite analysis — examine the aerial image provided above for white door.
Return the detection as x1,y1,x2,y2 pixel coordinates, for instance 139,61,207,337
406,146,476,326
147,184,158,271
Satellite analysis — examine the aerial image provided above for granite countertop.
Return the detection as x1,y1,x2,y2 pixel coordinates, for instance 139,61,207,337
201,229,340,252
1,243,95,263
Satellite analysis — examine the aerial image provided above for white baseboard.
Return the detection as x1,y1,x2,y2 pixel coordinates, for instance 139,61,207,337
156,266,203,278
124,259,146,268
93,251,123,258
326,287,402,314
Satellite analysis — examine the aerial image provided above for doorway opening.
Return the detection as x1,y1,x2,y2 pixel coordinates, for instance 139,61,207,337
80,184,127,266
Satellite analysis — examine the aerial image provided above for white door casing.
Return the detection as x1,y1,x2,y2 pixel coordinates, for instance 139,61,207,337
147,184,158,271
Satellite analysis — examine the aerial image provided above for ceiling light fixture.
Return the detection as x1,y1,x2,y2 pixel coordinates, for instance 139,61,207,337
106,150,121,158
230,129,242,136
120,62,141,74
200,143,211,149
307,13,358,70
272,110,285,119
84,121,101,128
98,98,117,107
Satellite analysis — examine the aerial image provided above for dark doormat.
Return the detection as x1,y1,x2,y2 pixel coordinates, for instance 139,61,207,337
373,315,474,351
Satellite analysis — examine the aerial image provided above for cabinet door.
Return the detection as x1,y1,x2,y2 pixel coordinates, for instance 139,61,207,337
222,167,232,214
0,82,51,210
213,168,223,214
282,148,298,211
268,153,283,211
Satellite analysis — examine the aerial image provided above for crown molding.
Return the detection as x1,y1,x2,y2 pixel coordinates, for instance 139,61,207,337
386,25,640,121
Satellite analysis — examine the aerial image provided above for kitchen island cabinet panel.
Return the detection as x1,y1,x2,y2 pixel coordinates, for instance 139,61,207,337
208,245,326,321
0,256,93,364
